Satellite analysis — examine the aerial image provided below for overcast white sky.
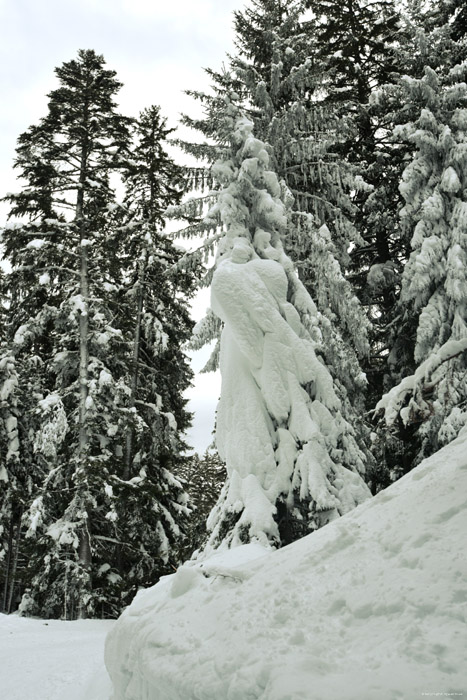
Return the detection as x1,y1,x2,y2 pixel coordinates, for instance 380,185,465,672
0,0,245,452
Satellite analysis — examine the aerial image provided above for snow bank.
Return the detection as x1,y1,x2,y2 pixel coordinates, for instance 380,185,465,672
105,431,467,699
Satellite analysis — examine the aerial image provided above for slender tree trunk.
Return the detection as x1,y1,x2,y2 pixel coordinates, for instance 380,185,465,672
2,517,14,612
7,508,23,614
76,136,92,619
78,524,92,619
123,246,147,481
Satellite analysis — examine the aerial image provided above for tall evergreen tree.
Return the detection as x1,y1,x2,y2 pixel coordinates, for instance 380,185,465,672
298,0,407,411
367,1,467,482
182,104,371,551
0,53,192,617
375,60,467,467
105,106,196,608
178,0,374,480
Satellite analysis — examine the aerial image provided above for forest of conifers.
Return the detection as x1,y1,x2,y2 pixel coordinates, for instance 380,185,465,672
1,0,466,620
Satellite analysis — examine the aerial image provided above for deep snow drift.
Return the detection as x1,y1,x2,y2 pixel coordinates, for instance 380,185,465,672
0,615,113,700
105,429,467,699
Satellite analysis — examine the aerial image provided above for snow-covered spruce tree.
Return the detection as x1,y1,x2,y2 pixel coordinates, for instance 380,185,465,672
375,60,467,467
0,49,135,618
343,0,467,488
102,106,195,607
193,107,370,551
300,0,408,409
179,1,374,480
231,0,373,384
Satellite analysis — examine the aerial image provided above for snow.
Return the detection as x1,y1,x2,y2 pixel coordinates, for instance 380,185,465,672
0,615,114,700
13,324,30,346
105,429,467,700
375,336,467,426
39,272,50,285
69,294,87,317
26,238,46,249
440,165,461,193
209,241,369,546
2,435,466,700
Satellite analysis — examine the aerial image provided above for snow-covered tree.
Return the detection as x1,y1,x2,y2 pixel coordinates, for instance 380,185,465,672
232,0,372,370
375,61,467,465
1,55,193,617
177,1,375,480
1,49,132,617
104,106,196,608
191,106,370,552
0,348,22,613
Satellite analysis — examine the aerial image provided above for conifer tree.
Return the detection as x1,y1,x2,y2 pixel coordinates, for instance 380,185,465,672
178,0,374,479
366,1,467,482
105,106,196,607
0,347,23,613
1,49,133,617
1,53,192,617
185,103,370,552
375,60,467,466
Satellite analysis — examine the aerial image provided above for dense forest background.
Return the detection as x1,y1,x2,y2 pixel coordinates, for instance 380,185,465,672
1,0,466,619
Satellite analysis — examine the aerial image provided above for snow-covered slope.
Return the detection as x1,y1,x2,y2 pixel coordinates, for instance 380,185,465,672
105,431,467,700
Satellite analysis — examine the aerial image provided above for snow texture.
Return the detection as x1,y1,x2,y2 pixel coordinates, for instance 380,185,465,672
0,616,114,700
105,430,467,699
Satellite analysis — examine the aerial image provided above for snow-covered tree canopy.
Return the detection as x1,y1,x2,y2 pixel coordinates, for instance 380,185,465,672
197,107,370,552
377,61,467,461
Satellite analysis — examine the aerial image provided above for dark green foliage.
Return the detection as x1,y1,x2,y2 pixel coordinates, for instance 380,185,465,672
175,451,227,557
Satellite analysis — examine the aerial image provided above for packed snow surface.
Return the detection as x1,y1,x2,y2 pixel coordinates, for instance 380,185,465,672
105,430,467,699
0,616,113,700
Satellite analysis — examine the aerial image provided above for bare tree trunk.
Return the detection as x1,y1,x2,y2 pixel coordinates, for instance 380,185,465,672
123,246,147,481
76,136,92,619
78,525,92,619
2,517,14,612
7,508,23,614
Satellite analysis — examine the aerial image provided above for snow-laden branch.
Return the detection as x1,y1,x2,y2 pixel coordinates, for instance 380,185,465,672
374,337,467,427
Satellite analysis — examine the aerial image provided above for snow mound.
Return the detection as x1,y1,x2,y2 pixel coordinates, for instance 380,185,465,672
105,433,467,699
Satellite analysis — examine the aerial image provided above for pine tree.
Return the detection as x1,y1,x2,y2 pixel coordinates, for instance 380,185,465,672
0,347,23,613
1,56,203,617
366,1,467,482
1,49,133,617
177,0,374,480
104,106,196,608
375,60,467,466
186,104,370,552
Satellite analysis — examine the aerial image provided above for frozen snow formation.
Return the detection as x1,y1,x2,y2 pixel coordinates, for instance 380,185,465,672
199,113,370,550
105,428,467,700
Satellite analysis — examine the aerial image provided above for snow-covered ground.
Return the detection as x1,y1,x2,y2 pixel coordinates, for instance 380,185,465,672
105,429,467,700
0,615,114,700
2,431,466,700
